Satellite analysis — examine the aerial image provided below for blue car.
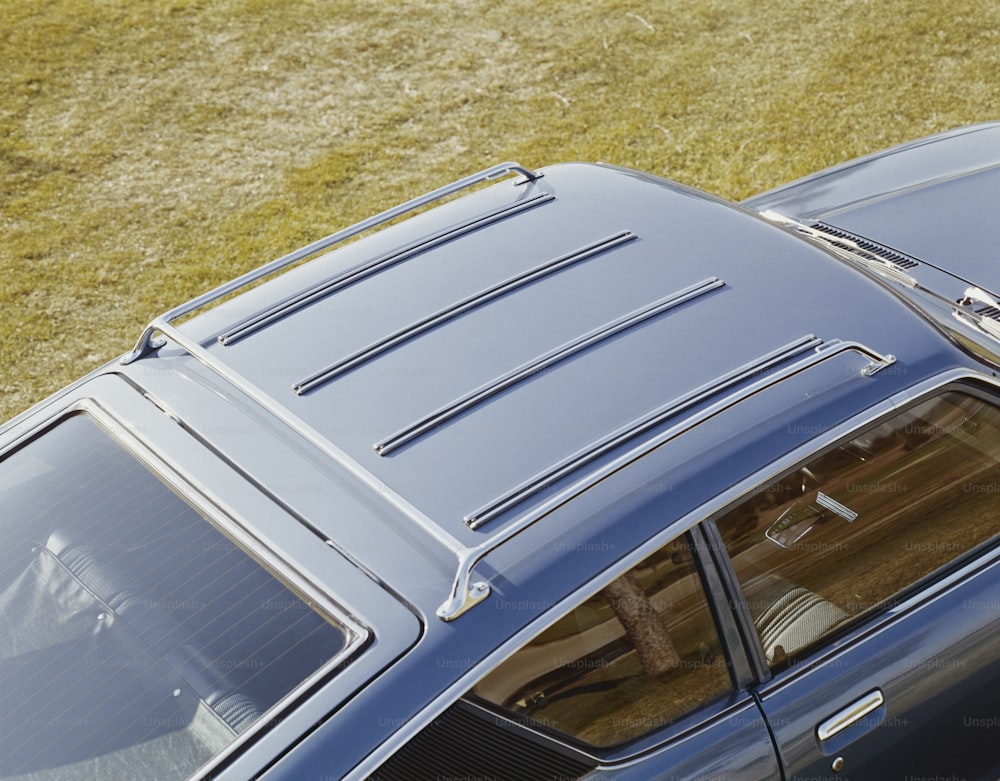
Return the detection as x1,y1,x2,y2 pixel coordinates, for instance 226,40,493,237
1,123,998,780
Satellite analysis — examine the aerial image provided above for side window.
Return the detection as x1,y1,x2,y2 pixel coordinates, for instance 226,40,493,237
716,390,1000,669
472,535,733,748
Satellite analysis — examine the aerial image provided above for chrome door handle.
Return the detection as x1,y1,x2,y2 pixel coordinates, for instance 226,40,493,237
817,689,885,742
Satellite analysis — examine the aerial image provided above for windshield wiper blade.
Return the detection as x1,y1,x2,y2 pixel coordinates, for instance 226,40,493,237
760,210,918,289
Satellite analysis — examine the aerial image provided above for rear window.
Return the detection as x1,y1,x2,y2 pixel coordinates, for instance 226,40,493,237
0,414,361,780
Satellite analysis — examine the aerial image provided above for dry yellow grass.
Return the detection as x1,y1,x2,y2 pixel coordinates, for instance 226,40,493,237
2,0,999,420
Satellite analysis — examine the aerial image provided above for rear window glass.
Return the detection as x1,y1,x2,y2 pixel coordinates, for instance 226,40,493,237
0,414,359,780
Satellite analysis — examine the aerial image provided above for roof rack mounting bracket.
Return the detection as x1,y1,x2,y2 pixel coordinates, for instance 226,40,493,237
860,351,897,376
437,576,492,621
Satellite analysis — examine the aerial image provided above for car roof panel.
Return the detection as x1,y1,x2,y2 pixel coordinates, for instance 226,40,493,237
133,162,955,614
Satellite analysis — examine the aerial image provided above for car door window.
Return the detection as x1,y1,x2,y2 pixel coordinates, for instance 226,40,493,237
714,390,1000,669
472,535,733,748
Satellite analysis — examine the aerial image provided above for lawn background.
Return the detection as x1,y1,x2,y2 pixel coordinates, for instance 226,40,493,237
2,0,999,421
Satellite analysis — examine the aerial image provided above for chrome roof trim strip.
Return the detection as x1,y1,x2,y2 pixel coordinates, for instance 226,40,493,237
219,192,556,347
439,336,896,620
123,162,543,364
373,276,726,456
464,334,823,530
292,230,638,395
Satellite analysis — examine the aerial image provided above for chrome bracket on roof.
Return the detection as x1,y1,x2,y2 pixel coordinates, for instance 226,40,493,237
122,162,544,365
437,335,896,621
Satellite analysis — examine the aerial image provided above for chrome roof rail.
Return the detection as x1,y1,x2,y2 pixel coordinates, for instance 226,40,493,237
374,276,726,456
293,231,637,394
116,162,547,625
123,162,544,364
219,192,555,347
438,336,895,620
465,334,820,530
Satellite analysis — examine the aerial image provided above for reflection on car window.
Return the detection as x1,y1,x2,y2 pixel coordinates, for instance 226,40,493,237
0,414,354,781
716,391,1000,669
473,536,732,748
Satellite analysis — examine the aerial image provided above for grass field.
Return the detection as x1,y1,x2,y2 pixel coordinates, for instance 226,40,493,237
2,0,999,420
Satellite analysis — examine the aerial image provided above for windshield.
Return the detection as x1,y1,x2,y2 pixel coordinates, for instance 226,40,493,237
0,414,357,780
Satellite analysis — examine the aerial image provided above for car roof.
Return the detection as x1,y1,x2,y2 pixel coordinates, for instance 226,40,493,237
125,161,965,618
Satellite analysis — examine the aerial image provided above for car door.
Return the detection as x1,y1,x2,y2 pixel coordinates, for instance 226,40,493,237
748,553,999,780
710,383,1000,780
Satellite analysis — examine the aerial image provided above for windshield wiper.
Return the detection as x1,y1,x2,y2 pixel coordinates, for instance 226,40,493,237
760,210,918,288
